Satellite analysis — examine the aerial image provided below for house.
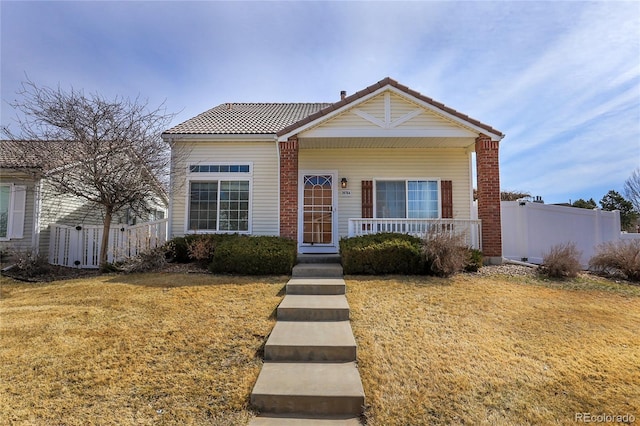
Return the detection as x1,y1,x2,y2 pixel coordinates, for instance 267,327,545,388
162,77,505,263
0,140,168,263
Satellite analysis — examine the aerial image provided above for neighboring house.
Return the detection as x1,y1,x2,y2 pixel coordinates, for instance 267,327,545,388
163,77,505,263
0,140,168,260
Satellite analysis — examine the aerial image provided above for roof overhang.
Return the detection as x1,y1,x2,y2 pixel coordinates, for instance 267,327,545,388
161,133,277,143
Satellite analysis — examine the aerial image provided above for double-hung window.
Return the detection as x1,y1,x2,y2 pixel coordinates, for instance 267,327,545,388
0,184,26,240
375,179,439,219
187,164,251,232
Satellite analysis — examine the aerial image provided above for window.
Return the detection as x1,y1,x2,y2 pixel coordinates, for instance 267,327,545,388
189,164,250,173
0,184,26,240
188,180,250,232
186,163,252,233
376,180,439,219
0,185,9,238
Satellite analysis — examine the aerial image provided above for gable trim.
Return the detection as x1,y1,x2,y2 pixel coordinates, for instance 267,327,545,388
277,77,504,141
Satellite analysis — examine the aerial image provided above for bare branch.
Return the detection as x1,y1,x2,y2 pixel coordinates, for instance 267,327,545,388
1,80,181,266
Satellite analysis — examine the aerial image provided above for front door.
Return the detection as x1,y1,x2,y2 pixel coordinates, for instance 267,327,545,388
299,172,338,253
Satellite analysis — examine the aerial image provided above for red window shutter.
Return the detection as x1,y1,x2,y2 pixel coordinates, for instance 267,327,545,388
362,180,373,218
441,180,453,218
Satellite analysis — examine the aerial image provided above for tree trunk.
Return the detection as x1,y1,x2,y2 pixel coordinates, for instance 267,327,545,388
99,207,113,269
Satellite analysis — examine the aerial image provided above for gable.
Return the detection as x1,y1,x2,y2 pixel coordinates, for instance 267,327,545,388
299,91,478,139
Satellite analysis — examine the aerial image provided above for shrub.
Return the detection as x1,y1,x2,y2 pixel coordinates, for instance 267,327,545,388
421,232,469,277
209,236,297,275
8,249,51,277
118,247,167,273
340,233,424,275
166,235,199,263
167,234,238,264
187,237,216,264
589,239,640,282
538,242,582,279
465,249,484,272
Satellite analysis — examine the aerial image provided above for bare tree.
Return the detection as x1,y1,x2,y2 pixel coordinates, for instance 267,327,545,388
624,168,640,213
2,80,178,268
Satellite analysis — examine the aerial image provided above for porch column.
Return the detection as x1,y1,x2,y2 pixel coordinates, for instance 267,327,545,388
475,134,502,263
279,135,298,240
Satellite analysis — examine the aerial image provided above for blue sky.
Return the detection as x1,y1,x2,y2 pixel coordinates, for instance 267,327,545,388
1,1,638,204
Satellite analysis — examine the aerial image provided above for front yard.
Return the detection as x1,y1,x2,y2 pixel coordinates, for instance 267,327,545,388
1,270,638,425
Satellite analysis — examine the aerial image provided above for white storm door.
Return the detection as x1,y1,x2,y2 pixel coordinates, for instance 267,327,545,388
299,172,338,252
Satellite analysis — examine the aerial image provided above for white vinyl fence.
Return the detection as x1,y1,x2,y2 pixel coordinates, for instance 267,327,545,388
49,219,168,268
501,201,639,267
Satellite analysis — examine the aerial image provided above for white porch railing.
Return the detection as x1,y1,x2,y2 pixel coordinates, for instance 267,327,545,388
49,219,169,268
348,218,482,249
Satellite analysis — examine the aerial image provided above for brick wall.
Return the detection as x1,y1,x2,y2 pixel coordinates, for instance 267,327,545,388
279,136,298,240
476,134,502,260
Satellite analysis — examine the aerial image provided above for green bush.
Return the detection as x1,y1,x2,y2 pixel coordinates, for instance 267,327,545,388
539,242,582,279
209,235,297,275
166,235,199,263
465,249,484,272
340,233,424,275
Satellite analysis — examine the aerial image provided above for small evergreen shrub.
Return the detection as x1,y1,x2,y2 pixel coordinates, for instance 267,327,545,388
421,232,468,277
539,242,582,279
166,235,199,263
209,236,297,275
340,233,424,275
589,239,640,282
465,249,484,272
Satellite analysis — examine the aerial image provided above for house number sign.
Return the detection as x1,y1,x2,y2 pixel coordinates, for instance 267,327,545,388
341,190,352,197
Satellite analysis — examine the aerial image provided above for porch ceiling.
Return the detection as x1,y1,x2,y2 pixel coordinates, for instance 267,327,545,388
298,136,476,150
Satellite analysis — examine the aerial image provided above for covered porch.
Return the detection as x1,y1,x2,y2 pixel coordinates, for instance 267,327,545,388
276,78,504,262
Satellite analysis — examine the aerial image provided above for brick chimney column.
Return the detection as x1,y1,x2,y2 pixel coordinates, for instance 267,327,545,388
475,134,502,263
280,135,299,241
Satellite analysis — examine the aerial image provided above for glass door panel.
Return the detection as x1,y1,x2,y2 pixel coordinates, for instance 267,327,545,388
302,175,333,244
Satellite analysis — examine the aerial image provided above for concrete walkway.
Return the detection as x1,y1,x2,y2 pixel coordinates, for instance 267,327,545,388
249,257,364,425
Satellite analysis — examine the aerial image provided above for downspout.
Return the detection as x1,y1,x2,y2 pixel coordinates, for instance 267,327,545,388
275,135,281,236
32,178,43,255
167,137,174,239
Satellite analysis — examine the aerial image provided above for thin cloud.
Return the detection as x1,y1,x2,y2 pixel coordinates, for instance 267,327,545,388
1,1,638,205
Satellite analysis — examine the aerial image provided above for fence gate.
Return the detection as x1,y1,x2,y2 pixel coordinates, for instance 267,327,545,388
49,219,168,268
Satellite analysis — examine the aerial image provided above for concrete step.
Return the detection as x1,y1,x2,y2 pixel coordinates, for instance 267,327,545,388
278,295,350,321
287,278,346,295
296,254,342,264
249,414,361,425
264,321,356,362
292,264,344,278
251,362,365,416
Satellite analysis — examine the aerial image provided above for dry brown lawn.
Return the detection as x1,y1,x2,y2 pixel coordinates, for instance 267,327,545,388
0,273,285,425
346,273,640,426
2,270,639,425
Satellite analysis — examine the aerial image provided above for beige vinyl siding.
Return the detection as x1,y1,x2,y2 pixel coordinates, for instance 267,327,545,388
299,148,472,239
317,92,476,135
37,179,111,254
0,174,36,253
170,141,279,238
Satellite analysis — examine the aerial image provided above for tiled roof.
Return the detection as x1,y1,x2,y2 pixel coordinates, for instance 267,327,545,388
162,77,503,138
0,140,43,168
163,103,332,135
0,140,74,170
